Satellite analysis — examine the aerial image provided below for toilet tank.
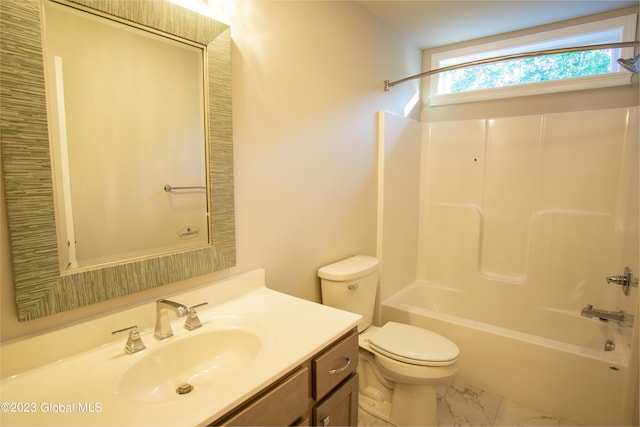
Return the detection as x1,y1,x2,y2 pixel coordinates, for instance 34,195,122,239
317,255,379,332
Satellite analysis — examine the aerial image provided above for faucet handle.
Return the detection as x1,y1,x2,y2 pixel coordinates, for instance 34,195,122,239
112,325,146,354
184,302,208,330
607,267,639,296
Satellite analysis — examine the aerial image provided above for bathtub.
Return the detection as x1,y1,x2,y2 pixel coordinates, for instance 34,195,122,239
381,281,637,426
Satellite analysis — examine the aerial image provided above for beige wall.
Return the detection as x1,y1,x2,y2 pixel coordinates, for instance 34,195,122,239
0,1,421,341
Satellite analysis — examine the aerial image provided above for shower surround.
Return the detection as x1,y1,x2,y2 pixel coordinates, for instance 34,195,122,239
376,107,639,425
419,108,638,305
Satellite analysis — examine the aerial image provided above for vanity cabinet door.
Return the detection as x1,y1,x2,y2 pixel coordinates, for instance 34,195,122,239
216,366,309,426
313,330,358,401
211,328,359,426
312,373,358,426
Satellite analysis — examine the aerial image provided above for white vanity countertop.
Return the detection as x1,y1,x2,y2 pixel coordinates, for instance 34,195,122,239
0,269,361,426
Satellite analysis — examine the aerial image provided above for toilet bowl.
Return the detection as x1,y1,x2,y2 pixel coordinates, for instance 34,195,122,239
318,256,459,426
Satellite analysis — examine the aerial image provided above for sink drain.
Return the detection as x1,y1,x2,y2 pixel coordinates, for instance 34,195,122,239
604,339,616,351
176,383,194,395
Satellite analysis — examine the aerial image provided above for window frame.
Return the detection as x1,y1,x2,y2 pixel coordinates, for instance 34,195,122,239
428,14,638,106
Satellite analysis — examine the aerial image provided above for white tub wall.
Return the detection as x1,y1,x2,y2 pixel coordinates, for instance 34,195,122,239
376,112,422,306
618,107,639,318
631,300,639,426
417,108,639,317
623,109,640,426
620,107,639,426
405,106,639,425
417,118,486,288
624,106,640,425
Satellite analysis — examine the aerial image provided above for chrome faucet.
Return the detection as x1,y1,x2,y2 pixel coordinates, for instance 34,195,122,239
154,299,189,340
581,304,635,328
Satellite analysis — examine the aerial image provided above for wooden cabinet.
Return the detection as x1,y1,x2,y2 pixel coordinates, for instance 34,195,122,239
219,367,310,426
211,329,358,426
313,373,358,426
313,330,359,401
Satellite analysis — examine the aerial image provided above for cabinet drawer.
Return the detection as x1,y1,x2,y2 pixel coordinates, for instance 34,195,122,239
313,330,358,401
313,373,358,427
219,366,309,426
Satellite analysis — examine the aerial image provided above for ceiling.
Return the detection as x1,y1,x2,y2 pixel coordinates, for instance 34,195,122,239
359,1,639,49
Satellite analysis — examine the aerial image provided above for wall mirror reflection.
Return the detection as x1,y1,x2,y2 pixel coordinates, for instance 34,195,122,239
1,0,235,321
43,1,210,271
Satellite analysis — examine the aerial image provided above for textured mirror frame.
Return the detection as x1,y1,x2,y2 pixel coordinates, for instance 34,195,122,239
0,0,236,321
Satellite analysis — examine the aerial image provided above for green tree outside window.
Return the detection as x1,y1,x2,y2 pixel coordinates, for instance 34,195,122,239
444,49,613,93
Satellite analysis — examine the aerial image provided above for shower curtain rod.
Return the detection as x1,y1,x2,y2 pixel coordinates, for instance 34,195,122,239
384,41,640,91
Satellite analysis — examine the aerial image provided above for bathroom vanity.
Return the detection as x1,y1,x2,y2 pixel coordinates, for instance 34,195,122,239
0,269,361,426
213,328,358,426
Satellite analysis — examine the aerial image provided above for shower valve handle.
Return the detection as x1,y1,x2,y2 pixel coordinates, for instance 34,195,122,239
607,267,639,296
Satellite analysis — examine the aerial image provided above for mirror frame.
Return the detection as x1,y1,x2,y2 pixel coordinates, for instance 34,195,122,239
1,0,236,321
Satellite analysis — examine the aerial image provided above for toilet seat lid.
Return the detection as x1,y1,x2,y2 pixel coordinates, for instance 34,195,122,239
368,322,459,366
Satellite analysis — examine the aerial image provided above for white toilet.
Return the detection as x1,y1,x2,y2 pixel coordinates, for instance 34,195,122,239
318,255,459,426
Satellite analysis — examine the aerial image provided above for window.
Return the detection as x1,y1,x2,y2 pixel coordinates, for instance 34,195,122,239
429,14,637,105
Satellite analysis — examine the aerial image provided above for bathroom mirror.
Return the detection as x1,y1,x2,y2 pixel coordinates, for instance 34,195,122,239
44,0,211,271
1,0,235,321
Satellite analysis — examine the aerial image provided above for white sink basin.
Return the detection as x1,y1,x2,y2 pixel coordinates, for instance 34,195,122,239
0,270,361,426
118,328,262,403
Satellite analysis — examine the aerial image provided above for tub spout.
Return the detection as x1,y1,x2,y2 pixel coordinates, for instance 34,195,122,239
581,304,634,327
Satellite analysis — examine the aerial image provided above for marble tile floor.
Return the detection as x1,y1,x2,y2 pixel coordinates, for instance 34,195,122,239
358,377,581,427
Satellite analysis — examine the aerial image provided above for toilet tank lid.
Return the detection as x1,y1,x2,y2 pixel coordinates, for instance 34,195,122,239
317,255,379,281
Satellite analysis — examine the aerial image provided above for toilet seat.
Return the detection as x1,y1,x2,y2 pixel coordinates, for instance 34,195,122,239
368,322,459,367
